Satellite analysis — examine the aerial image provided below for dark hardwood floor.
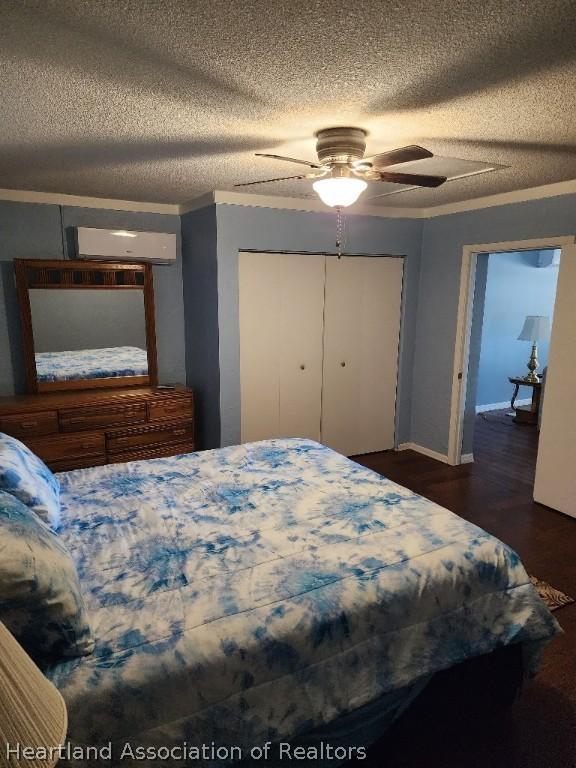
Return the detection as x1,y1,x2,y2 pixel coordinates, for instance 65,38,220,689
352,411,576,768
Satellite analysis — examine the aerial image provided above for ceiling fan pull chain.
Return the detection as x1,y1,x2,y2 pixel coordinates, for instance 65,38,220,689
336,206,343,259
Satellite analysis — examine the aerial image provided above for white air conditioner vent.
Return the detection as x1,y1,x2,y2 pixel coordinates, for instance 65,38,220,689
75,227,176,263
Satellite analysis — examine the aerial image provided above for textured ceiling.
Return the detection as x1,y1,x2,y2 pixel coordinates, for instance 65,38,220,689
1,0,575,208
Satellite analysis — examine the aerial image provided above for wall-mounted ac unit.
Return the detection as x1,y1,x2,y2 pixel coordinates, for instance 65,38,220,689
75,227,177,264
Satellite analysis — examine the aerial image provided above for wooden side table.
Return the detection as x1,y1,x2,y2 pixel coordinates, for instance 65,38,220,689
508,376,542,425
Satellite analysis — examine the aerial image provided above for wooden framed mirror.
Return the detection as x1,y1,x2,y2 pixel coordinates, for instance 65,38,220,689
15,259,158,393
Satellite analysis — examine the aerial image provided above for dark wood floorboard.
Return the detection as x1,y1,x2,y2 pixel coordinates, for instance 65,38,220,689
350,411,576,768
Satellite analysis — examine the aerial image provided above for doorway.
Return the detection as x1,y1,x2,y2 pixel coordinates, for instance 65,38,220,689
467,249,561,456
447,236,575,467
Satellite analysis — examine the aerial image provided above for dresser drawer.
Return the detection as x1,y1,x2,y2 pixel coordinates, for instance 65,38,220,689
27,432,105,464
107,419,194,453
0,410,58,438
148,397,193,422
107,440,195,465
60,402,146,432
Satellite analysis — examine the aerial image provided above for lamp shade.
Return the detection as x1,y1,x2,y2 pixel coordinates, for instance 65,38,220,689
312,177,367,207
0,622,67,768
517,315,551,342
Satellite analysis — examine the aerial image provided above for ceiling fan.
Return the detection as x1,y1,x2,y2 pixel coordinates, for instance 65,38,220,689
234,127,447,207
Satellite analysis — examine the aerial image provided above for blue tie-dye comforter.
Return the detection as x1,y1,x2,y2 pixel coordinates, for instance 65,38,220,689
35,345,148,383
47,439,560,761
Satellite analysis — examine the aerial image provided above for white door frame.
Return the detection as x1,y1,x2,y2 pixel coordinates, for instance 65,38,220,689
447,235,576,466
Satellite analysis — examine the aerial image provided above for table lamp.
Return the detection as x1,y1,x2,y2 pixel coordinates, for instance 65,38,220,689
0,621,67,768
518,315,551,383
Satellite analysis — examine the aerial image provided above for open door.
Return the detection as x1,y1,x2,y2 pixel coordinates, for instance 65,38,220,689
534,244,576,518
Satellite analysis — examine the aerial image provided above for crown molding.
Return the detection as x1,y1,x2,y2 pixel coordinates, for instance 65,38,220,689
420,177,576,218
0,188,180,215
215,190,427,217
179,178,576,219
179,190,422,218
3,177,576,220
178,192,217,215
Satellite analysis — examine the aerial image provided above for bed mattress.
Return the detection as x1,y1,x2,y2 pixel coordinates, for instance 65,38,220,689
47,439,560,763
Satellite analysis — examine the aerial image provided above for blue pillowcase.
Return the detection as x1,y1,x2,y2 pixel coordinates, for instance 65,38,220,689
0,490,94,663
0,432,61,529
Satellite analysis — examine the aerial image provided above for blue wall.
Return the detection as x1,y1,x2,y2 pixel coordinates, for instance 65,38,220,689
414,193,576,457
2,191,574,461
213,204,423,448
181,203,424,448
0,201,64,394
475,251,559,407
181,206,220,449
183,196,575,455
0,200,185,395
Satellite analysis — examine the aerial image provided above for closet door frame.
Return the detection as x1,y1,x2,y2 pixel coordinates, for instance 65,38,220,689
238,249,407,448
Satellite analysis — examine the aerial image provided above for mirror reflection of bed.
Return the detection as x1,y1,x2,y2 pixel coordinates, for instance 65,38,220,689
29,288,148,384
14,259,157,393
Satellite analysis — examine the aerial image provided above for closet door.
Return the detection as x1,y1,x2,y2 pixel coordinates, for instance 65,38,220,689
321,256,404,456
239,252,325,443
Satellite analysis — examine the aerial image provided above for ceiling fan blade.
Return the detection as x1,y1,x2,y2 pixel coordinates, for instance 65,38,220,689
378,171,447,188
255,153,322,169
364,145,434,169
234,174,306,187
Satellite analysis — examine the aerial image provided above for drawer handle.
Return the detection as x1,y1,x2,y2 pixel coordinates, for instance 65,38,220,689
68,417,87,424
172,429,186,436
161,405,182,412
20,421,38,428
114,434,147,444
80,442,96,450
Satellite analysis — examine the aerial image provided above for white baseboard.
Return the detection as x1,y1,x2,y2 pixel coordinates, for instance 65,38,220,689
396,442,450,464
475,398,530,414
396,442,474,465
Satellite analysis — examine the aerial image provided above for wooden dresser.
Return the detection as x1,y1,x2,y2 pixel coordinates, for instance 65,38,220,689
0,386,195,472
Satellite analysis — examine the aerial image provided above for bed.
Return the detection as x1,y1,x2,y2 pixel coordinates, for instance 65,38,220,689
35,346,148,383
46,438,560,765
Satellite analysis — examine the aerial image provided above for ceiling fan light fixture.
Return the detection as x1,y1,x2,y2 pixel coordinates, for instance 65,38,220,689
246,129,448,199
312,176,367,207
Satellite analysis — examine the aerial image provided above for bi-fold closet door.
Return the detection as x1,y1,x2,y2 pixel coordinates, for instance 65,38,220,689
321,255,404,456
239,251,403,456
239,252,325,443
